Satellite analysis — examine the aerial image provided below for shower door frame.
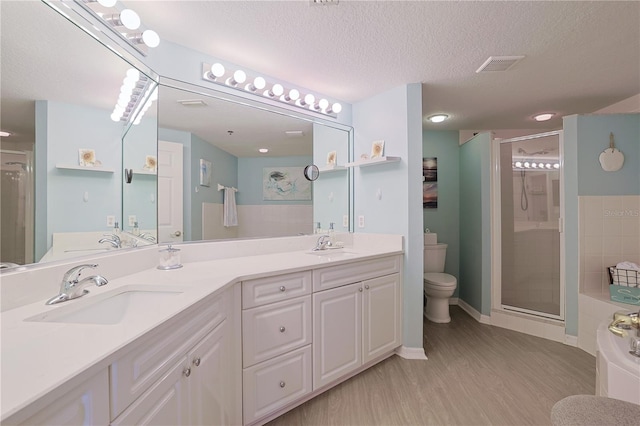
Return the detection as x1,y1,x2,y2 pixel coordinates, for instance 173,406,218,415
491,131,565,322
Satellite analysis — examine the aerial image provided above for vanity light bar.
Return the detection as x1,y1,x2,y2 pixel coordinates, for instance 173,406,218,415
111,68,157,125
512,161,560,170
75,0,160,56
202,63,342,118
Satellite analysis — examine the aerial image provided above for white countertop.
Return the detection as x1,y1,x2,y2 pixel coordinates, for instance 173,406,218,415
1,241,402,422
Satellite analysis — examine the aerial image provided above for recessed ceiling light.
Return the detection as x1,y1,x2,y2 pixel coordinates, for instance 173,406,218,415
0,131,12,137
427,114,449,123
534,113,555,122
259,148,269,153
284,130,304,137
177,99,207,107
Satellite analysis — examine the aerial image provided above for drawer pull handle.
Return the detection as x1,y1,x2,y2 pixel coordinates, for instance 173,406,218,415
279,286,286,292
279,381,286,388
193,357,201,367
359,287,363,292
279,326,286,333
183,367,191,378
365,285,370,290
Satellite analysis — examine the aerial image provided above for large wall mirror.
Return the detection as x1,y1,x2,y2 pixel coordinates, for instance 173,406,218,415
0,0,157,268
155,79,352,244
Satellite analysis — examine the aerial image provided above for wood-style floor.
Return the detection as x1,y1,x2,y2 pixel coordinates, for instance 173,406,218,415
267,306,596,426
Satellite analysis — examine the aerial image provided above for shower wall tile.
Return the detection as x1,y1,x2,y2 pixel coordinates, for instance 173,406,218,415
579,195,640,296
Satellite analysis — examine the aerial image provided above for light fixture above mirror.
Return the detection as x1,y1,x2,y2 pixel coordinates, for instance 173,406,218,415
202,63,342,118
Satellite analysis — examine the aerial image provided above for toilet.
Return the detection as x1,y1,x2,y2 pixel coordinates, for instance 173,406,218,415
423,243,457,323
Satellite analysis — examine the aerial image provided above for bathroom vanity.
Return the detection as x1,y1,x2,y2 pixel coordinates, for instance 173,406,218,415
0,234,403,425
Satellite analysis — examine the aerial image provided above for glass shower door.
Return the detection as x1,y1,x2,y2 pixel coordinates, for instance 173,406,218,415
498,132,563,319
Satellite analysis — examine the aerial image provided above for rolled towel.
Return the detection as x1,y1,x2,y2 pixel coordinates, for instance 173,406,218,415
616,261,640,271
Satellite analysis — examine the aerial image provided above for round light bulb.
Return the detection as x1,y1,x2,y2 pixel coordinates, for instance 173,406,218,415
210,63,225,78
545,163,552,169
272,84,284,96
120,84,134,95
120,9,140,30
142,30,160,48
98,0,118,7
110,112,121,122
233,70,246,84
331,103,342,114
515,161,522,168
531,163,538,168
304,94,315,105
554,163,560,169
524,162,530,168
288,89,300,101
538,163,544,168
318,99,329,110
126,68,140,80
253,77,266,90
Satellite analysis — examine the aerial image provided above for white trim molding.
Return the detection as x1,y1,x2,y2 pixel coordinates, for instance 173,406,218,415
449,297,459,305
564,334,578,347
395,346,428,360
458,299,492,325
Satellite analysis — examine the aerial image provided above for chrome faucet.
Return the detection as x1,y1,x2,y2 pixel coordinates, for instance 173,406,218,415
99,234,121,248
45,264,108,305
312,235,331,251
138,233,156,242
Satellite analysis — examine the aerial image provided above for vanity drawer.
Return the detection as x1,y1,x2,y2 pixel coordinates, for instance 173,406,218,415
243,345,312,424
109,293,227,420
243,295,312,368
242,271,311,308
313,255,401,292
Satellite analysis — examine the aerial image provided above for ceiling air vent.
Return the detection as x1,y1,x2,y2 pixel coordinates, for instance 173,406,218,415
476,56,525,73
177,99,207,107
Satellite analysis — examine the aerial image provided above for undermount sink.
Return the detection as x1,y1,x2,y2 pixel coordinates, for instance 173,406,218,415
26,286,184,325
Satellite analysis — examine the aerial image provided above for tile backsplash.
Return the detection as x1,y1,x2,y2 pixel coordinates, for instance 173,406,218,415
579,195,640,295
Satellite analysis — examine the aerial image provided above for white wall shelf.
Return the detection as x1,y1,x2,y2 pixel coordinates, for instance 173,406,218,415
318,165,347,173
345,156,401,168
56,164,115,173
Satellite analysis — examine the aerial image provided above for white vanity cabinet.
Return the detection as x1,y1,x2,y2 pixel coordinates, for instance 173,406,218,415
10,370,110,426
110,286,241,426
312,257,402,390
241,271,313,424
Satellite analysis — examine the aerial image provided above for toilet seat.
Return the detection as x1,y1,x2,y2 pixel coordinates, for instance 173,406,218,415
423,272,457,288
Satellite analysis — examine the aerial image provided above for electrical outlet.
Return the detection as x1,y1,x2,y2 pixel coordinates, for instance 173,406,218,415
342,215,349,228
106,215,115,227
358,215,365,228
128,215,137,226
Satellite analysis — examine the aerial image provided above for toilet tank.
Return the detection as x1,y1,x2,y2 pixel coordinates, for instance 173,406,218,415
424,243,447,272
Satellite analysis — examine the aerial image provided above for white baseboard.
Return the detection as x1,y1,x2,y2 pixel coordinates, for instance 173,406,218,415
458,299,492,325
395,345,428,360
564,334,578,347
449,297,459,305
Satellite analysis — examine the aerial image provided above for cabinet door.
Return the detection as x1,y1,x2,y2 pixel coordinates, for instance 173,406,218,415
111,358,189,426
362,273,402,364
312,282,362,390
16,370,109,426
187,318,239,426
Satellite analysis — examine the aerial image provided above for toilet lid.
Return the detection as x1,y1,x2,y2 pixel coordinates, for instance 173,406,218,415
423,272,457,287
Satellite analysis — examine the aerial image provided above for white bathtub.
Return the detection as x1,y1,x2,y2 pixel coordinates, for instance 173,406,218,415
596,317,640,404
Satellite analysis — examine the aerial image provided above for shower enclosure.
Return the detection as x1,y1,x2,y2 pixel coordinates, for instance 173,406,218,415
1,150,34,266
494,131,564,320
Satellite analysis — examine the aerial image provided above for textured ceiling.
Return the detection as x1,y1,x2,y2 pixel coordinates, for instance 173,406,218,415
132,0,640,130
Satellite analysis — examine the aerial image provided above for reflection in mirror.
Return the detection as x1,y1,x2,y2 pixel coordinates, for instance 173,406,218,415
0,1,157,267
156,81,351,244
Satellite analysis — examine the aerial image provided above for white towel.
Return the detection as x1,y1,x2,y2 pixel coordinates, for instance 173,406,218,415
616,261,640,271
223,187,238,227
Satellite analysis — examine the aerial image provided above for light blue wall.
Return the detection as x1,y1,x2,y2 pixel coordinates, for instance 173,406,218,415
37,100,122,259
423,130,460,297
352,83,424,349
123,117,157,233
34,102,48,261
574,114,640,195
563,112,639,336
313,123,351,232
459,133,492,315
237,156,313,205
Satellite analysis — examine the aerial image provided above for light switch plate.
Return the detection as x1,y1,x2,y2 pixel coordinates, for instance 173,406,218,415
106,215,115,227
358,215,365,228
128,215,137,226
342,215,349,227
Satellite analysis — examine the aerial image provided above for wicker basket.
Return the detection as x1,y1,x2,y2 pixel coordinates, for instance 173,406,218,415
608,266,640,306
608,266,640,287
